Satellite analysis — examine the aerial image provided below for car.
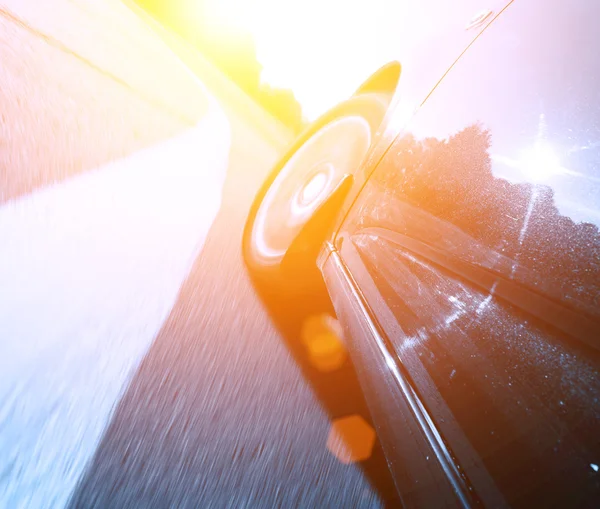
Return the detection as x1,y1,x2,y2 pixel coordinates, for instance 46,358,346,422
242,0,600,506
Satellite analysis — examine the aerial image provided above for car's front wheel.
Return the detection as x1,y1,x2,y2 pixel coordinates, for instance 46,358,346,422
243,93,388,296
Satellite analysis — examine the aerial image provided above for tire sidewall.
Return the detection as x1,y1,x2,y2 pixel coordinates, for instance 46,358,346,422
242,92,390,295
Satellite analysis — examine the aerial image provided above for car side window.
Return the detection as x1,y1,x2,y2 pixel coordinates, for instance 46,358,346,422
344,0,600,506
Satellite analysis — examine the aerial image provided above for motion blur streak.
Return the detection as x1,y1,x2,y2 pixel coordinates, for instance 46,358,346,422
0,102,230,508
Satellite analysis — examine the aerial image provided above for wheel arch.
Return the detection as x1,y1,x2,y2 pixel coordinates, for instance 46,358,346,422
353,61,402,97
242,93,389,293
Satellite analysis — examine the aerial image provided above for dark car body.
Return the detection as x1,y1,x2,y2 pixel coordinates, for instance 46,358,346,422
315,0,600,506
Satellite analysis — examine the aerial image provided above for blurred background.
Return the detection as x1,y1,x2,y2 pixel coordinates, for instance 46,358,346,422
132,0,408,132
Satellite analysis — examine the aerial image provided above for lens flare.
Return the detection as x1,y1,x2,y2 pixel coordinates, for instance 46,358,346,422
520,142,563,181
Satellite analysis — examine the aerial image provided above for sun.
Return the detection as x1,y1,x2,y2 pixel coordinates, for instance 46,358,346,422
520,142,564,181
199,0,409,120
177,1,480,121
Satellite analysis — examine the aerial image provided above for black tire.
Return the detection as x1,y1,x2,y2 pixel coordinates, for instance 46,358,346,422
242,92,389,297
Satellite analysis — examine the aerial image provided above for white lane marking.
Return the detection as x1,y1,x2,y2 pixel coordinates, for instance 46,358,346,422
0,102,230,509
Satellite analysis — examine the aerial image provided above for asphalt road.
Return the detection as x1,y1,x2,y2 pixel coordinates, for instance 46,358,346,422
1,1,398,507
68,106,385,509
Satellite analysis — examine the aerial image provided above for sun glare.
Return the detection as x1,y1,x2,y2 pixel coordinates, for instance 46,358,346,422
200,0,251,31
199,0,412,120
492,141,565,184
520,142,563,181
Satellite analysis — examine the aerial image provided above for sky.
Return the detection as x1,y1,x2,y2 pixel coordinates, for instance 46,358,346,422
198,0,431,120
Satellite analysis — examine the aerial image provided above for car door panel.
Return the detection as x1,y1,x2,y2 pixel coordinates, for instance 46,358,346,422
328,0,600,506
322,248,471,508
327,0,514,241
344,229,600,507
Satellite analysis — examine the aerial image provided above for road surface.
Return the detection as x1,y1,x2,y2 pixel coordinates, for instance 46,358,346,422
0,0,400,507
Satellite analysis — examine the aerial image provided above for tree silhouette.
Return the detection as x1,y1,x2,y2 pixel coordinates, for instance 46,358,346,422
134,0,305,132
372,123,600,315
